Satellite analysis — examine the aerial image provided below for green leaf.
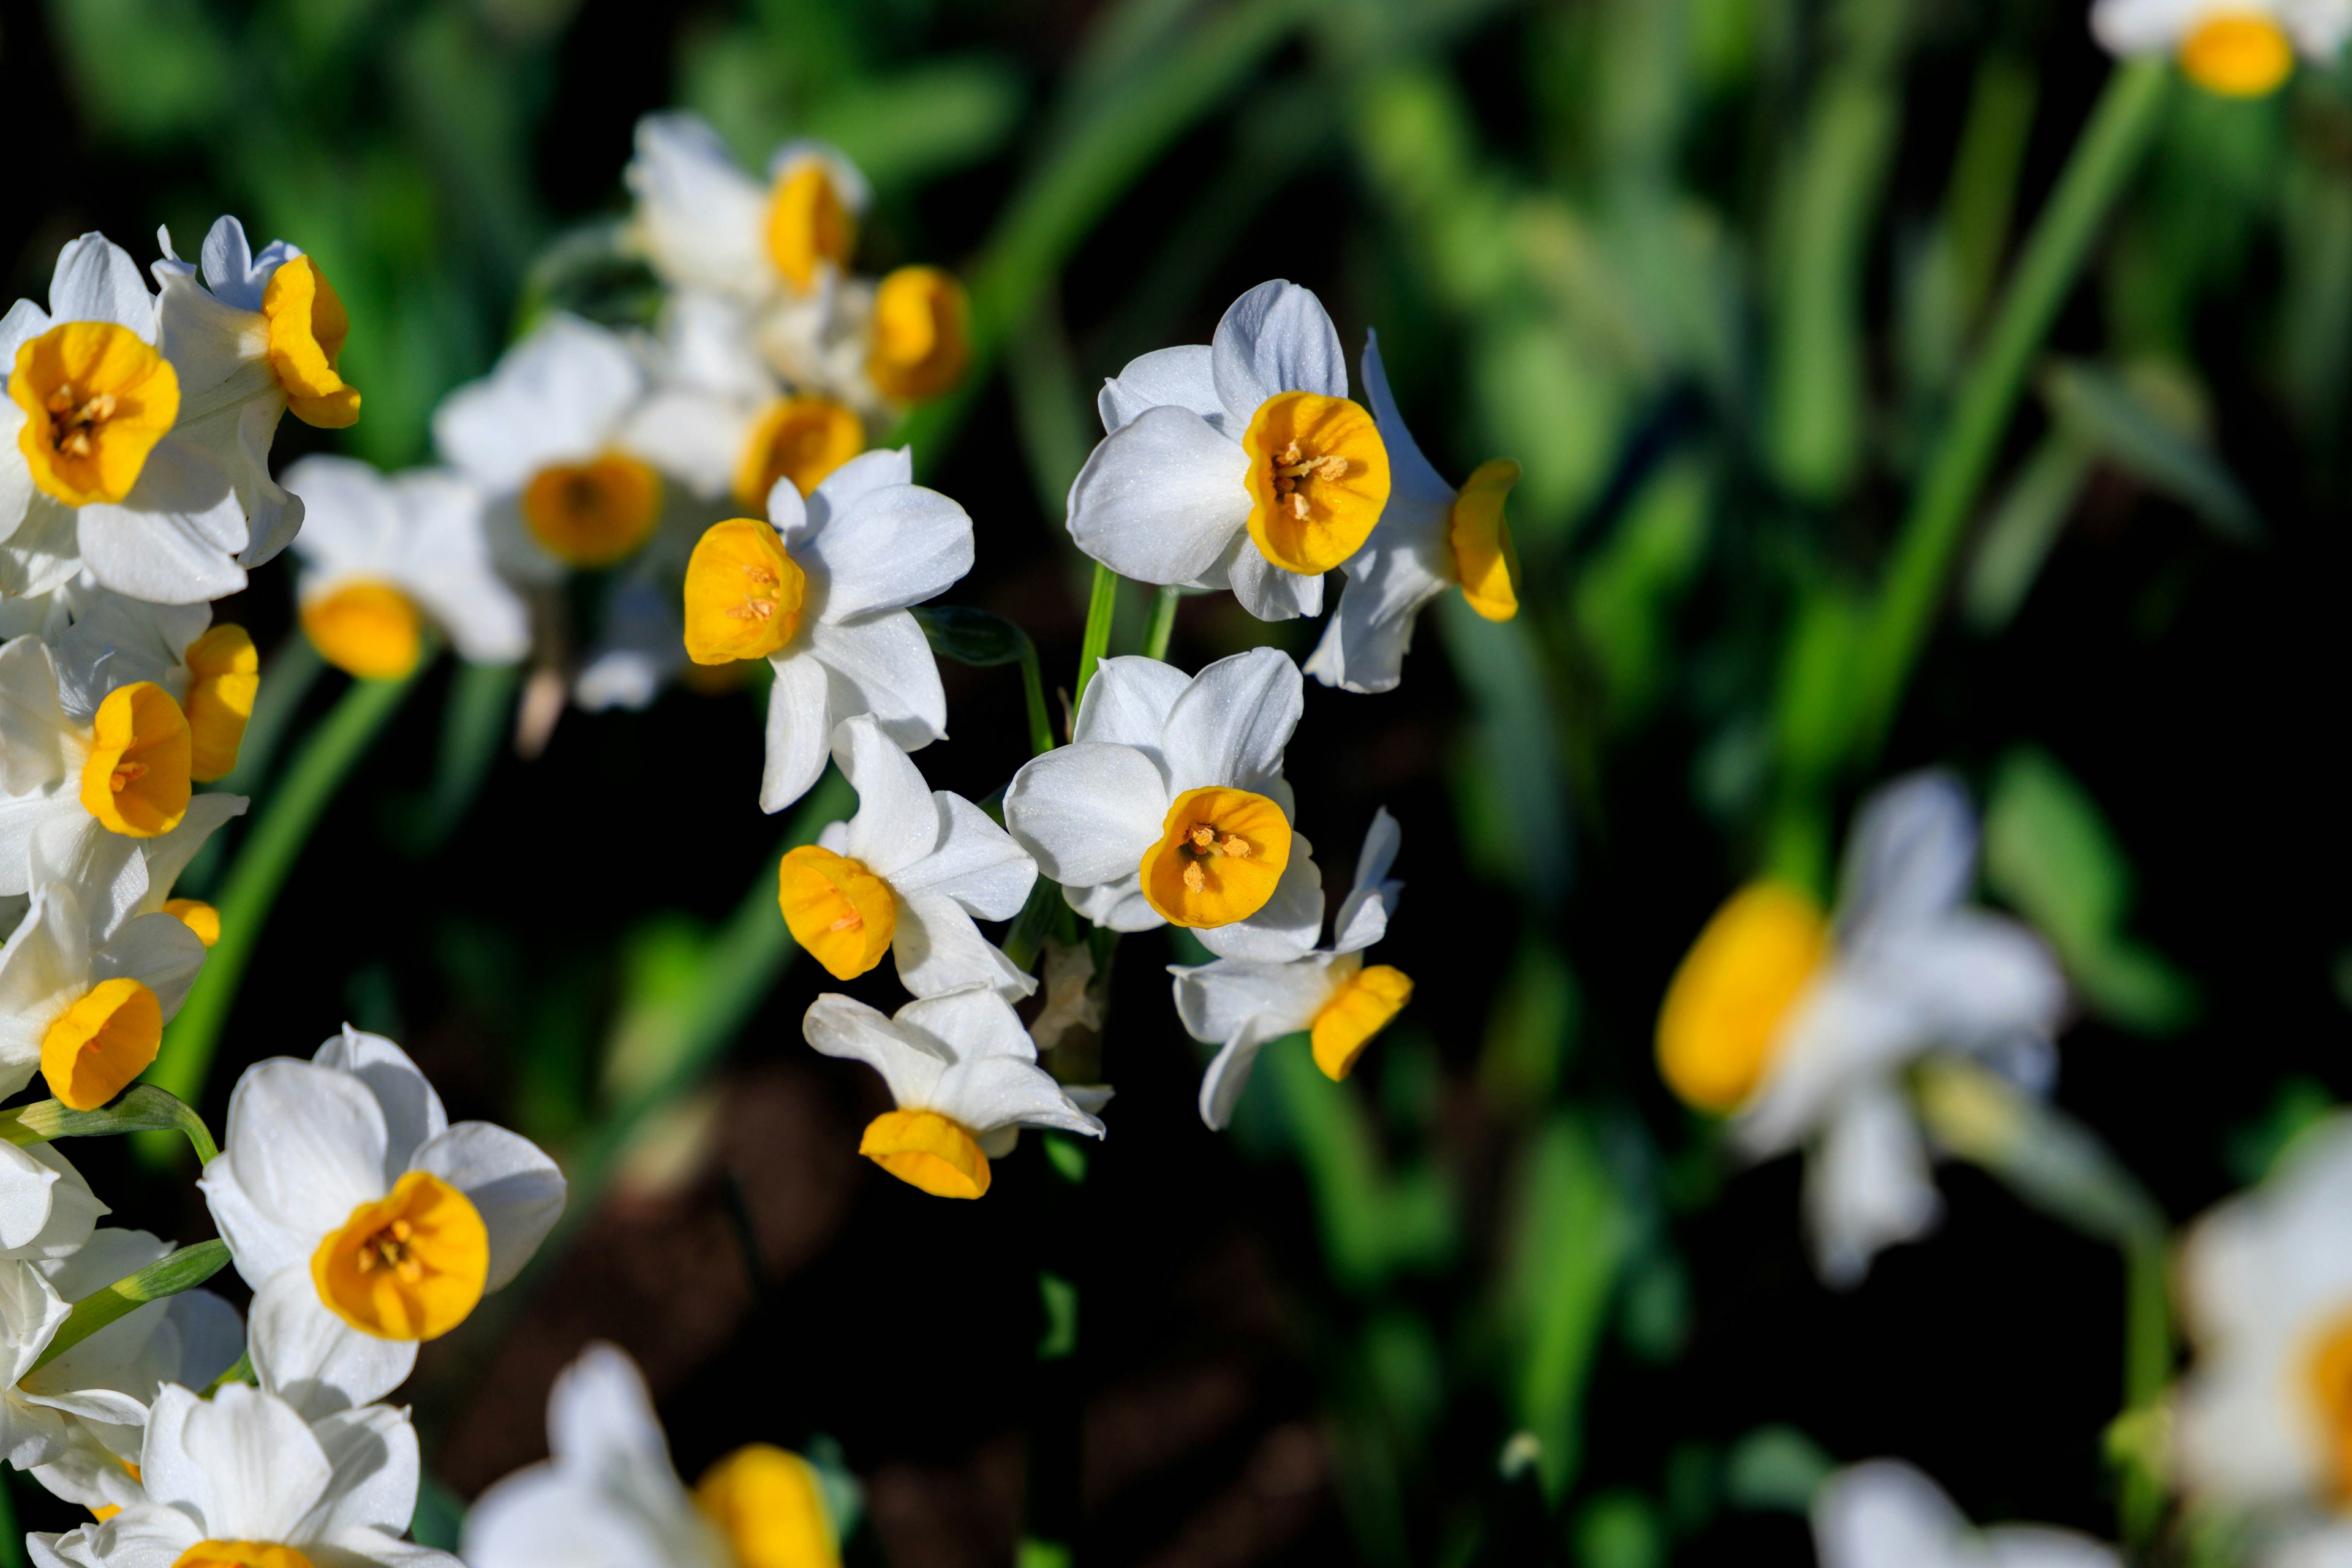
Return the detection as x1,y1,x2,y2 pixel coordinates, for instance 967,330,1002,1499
911,605,1033,668
809,59,1027,195
2041,360,2260,541
1,1085,218,1164
31,1241,232,1374
1722,1425,1836,1513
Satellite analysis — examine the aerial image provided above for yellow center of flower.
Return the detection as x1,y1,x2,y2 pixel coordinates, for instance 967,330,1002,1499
183,622,258,782
261,255,361,429
172,1544,315,1568
1449,459,1523,622
859,1109,991,1199
301,579,421,681
165,899,221,946
1311,964,1415,1080
2179,11,2295,96
2305,1313,2352,1501
766,160,856,293
695,1444,840,1568
310,1169,489,1341
40,977,164,1112
1138,786,1294,929
736,396,864,507
777,845,897,981
866,266,972,405
683,518,809,665
1239,391,1390,576
521,453,663,567
9,321,181,507
1655,881,1831,1113
80,681,192,838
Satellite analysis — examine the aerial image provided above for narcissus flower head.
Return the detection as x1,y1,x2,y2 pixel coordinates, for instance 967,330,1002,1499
625,112,870,304
2091,0,2349,96
804,986,1104,1199
0,880,206,1109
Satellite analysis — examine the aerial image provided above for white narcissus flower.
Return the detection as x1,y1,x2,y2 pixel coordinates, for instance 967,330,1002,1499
432,313,663,574
1002,647,1323,962
1067,280,1392,622
781,715,1038,998
198,1027,567,1414
1812,1460,2119,1568
0,235,257,606
804,984,1106,1199
464,1341,843,1568
625,112,870,304
27,1381,458,1568
1654,771,2067,1286
0,878,207,1109
2092,0,2350,97
282,454,529,680
1305,333,1521,693
153,214,364,570
678,447,968,812
25,790,246,953
1172,808,1411,1129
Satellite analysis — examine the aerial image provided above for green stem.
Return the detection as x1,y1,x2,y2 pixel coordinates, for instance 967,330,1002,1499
30,1240,231,1373
2,1086,217,1164
1846,56,2168,763
1019,633,1057,755
1141,586,1180,662
141,664,426,1154
2118,1230,2173,1549
1074,562,1120,702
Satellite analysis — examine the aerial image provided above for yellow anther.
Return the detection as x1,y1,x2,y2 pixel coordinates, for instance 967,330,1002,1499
1183,862,1206,893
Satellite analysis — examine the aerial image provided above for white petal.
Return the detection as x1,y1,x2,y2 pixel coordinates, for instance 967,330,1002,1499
892,891,1035,1001
13,1144,105,1261
1358,330,1456,508
1847,912,2067,1051
409,1123,567,1291
802,993,949,1110
50,236,157,339
546,1340,674,1472
0,1259,72,1387
758,647,834,814
1003,742,1169,888
804,609,947,752
154,277,263,404
1065,873,1161,932
461,1469,693,1568
195,1151,313,1291
1805,1084,1942,1288
1812,1460,1971,1568
1194,834,1323,962
284,456,398,579
295,1403,421,1542
91,913,208,1020
1332,808,1404,954
170,1382,332,1541
394,469,530,665
1224,540,1324,622
1303,512,1452,694
1071,655,1190,752
1838,770,1980,940
0,635,69,796
133,793,247,921
76,440,249,604
1209,279,1347,423
1170,956,1341,1051
626,113,775,300
0,1129,63,1254
219,1060,392,1239
893,793,1035,918
82,1504,201,1568
1098,345,1225,434
802,447,911,529
1065,407,1250,587
432,315,643,492
1159,646,1303,796
805,481,974,622
834,715,941,876
903,987,1102,1137
247,1269,417,1419
310,1027,448,1177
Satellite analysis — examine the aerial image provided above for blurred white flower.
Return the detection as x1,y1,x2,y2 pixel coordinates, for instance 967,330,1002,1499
678,447,968,812
464,1341,843,1568
1305,332,1520,693
1172,807,1411,1128
804,984,1104,1199
2092,0,2350,96
625,112,870,304
1654,771,2067,1285
1,235,254,605
1812,1459,2119,1567
284,455,529,679
28,1381,456,1568
783,715,1038,998
199,1027,565,1415
1067,279,1391,622
432,312,663,573
0,878,206,1109
1003,647,1323,961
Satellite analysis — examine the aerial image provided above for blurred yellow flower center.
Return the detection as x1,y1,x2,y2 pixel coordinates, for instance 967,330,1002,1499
2179,12,2294,96
860,1109,991,1199
684,518,809,665
262,255,361,428
2307,1313,2352,1500
736,396,863,506
522,453,662,567
1449,459,1522,622
695,1444,840,1568
301,579,421,681
1240,391,1390,576
767,160,856,293
184,622,258,782
166,898,222,946
1312,964,1414,1080
172,1544,315,1568
80,681,192,838
867,266,971,404
1139,786,1293,929
311,1169,489,1340
777,845,897,981
1656,882,1830,1112
9,321,181,507
40,976,164,1112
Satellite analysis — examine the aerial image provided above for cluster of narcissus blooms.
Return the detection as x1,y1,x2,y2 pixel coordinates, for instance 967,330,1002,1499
2,1027,565,1568
280,110,970,710
2092,0,2352,96
669,278,1523,1199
